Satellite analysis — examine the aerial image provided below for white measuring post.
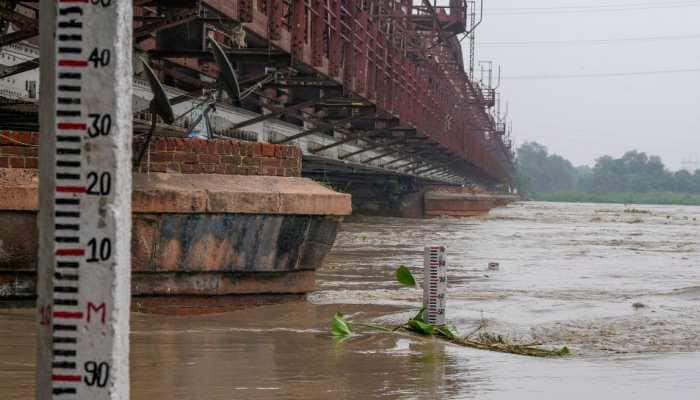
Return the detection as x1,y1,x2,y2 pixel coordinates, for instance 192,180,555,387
36,0,132,399
423,246,447,325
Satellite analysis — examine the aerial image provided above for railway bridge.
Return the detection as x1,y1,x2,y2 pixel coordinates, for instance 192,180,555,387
0,0,517,302
2,0,513,190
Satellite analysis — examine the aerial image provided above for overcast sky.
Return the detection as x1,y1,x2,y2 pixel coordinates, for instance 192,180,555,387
466,0,700,170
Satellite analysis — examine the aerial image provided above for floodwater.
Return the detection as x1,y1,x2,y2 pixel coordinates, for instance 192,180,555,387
2,202,699,399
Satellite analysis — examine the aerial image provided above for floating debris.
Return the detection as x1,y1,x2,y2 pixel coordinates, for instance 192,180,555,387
330,267,570,358
623,208,651,214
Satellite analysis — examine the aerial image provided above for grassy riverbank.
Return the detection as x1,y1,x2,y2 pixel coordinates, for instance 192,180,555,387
532,192,700,206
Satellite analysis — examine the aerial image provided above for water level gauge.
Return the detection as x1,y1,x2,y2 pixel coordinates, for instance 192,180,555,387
36,0,132,398
423,246,447,325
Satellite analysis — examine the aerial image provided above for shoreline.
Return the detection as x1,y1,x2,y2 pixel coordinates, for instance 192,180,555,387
529,192,700,207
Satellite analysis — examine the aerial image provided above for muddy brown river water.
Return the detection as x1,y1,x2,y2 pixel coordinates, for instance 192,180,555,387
1,202,699,399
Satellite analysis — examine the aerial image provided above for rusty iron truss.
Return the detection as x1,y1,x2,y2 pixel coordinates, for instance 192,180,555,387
0,5,37,47
0,0,514,184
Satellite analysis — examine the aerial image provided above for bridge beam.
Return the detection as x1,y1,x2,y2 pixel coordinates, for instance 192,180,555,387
0,6,38,46
362,149,402,164
339,134,425,161
0,58,39,79
309,129,390,154
228,99,320,130
273,112,376,144
134,8,201,42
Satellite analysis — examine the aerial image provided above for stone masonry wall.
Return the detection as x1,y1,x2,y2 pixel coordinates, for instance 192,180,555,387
0,131,302,177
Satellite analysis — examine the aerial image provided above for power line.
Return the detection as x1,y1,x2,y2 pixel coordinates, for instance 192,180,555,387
503,67,700,80
489,0,700,11
490,1,700,15
481,33,700,46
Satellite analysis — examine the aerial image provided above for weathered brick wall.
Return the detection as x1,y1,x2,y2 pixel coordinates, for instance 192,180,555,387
133,136,301,176
0,131,39,169
0,131,302,177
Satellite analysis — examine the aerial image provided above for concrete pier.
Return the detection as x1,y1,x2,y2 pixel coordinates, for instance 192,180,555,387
332,177,519,218
424,191,520,218
0,133,351,307
0,130,515,310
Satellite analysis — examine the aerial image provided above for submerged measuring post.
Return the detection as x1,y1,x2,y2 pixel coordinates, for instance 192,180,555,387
423,246,447,325
37,0,133,399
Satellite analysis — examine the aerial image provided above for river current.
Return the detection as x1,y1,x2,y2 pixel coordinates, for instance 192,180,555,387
1,202,699,398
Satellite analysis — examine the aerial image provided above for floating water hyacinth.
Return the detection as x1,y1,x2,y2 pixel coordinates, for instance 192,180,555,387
329,265,570,358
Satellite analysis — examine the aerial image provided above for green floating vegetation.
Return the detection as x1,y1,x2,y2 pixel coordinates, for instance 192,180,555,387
406,309,434,336
331,312,352,337
395,265,417,288
453,332,570,358
330,267,570,358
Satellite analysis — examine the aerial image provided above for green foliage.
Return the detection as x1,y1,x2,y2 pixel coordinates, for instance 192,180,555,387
588,151,673,194
515,142,578,195
402,307,436,336
406,319,435,336
330,312,352,337
404,308,456,339
395,265,417,287
515,142,700,201
435,325,458,341
412,308,427,323
329,266,570,357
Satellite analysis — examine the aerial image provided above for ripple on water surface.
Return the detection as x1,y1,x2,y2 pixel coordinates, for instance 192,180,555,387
321,202,700,355
1,202,699,399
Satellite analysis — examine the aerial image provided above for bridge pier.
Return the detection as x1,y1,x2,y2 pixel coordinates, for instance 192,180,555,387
0,132,350,309
299,169,517,218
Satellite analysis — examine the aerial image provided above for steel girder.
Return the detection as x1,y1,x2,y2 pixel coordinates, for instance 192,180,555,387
0,0,513,184
0,57,38,79
195,0,514,183
132,0,512,183
0,6,38,47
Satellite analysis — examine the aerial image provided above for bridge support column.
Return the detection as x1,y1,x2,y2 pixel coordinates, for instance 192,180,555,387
0,133,351,313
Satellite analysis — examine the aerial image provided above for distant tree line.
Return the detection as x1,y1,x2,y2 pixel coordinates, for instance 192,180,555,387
515,142,700,196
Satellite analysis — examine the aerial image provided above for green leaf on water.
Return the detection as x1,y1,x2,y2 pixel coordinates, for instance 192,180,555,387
407,319,434,336
435,325,458,341
412,308,427,323
558,346,570,356
331,312,352,337
395,265,416,287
